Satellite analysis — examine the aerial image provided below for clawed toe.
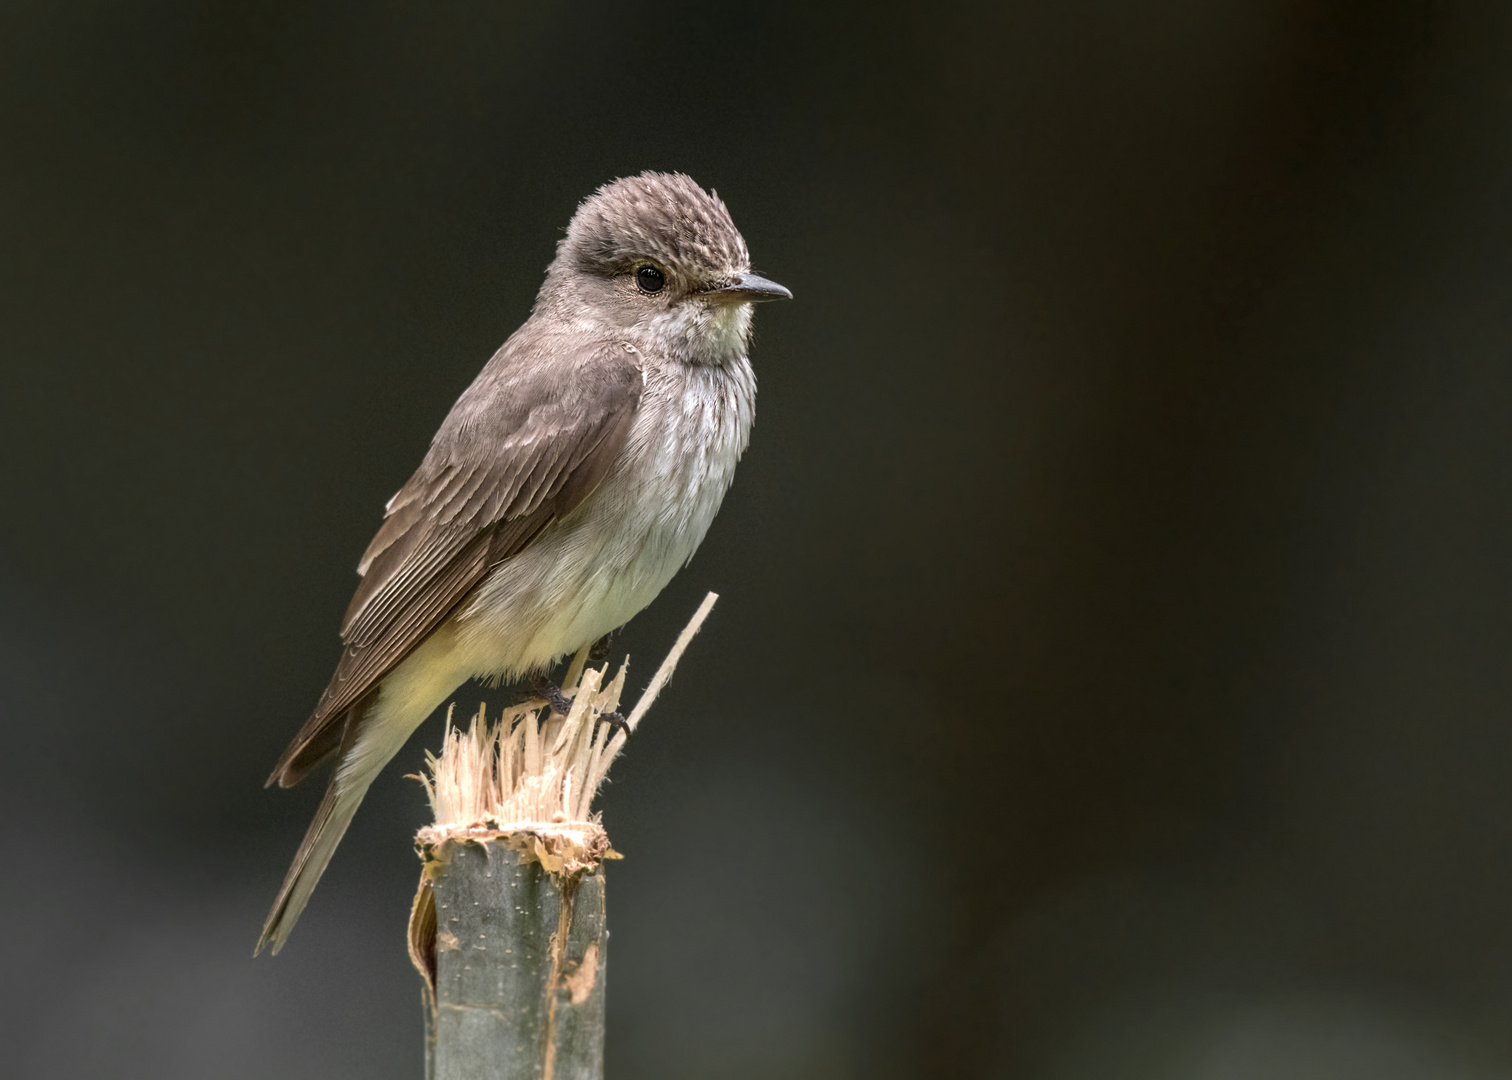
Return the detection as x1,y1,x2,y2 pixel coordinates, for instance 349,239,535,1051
596,710,630,739
530,675,631,739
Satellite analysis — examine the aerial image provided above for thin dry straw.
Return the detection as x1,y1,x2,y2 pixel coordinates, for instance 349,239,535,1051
626,590,718,731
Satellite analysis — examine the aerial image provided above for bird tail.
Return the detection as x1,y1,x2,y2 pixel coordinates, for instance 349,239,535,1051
256,772,369,956
256,707,374,956
257,631,475,955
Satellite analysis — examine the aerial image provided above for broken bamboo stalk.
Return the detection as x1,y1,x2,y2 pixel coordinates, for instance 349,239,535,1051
408,592,719,1079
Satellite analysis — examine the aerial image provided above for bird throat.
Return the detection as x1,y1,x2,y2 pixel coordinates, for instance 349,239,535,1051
645,299,754,368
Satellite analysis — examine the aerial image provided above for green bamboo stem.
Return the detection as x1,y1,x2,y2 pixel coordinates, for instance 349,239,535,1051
424,843,607,1080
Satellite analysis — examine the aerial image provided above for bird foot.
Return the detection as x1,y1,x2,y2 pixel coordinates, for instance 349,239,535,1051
532,674,576,716
597,709,630,739
531,674,630,739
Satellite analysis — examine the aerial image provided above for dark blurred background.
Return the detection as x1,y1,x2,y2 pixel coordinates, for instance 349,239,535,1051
4,1,1512,1076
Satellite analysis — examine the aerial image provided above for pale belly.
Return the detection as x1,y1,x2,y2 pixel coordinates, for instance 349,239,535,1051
340,495,710,791
452,357,754,680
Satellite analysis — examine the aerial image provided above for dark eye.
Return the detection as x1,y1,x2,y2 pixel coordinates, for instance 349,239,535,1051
635,265,665,294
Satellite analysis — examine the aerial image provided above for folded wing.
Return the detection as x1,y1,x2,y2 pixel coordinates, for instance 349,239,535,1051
267,338,643,788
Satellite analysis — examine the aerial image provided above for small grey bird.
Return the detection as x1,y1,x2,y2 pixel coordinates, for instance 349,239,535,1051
257,172,790,955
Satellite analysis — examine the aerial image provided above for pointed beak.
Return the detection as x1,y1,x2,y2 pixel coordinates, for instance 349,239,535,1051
709,272,793,303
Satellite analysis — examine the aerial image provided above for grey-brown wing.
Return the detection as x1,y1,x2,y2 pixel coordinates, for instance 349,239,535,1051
267,339,643,787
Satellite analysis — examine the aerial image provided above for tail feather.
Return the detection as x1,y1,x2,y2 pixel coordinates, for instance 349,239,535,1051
256,774,369,955
256,707,369,956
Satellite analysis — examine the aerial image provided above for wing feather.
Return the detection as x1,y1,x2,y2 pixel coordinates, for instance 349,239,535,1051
267,338,643,788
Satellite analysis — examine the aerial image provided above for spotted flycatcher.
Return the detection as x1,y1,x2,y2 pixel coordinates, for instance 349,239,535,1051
258,172,790,954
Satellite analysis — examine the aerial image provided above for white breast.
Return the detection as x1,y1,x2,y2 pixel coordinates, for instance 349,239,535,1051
457,353,756,678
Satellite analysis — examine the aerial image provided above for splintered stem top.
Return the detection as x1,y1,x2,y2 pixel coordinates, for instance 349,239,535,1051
415,592,719,840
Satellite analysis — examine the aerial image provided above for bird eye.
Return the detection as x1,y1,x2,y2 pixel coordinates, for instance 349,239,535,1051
635,265,666,294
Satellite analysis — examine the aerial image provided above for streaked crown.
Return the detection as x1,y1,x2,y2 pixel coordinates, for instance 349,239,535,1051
562,172,750,286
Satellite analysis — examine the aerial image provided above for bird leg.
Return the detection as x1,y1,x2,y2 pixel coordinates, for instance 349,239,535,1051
530,672,630,738
531,674,575,716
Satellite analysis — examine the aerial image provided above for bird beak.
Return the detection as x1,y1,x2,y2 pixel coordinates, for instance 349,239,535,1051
709,272,793,303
